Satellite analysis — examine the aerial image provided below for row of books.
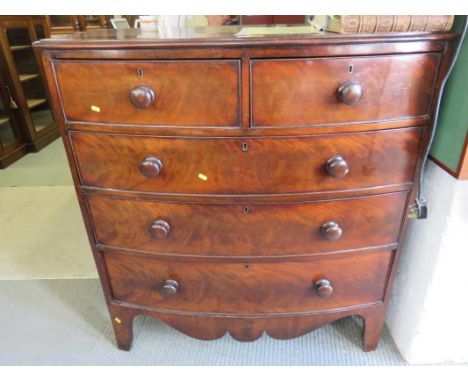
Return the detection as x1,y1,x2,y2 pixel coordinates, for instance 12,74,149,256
310,15,454,33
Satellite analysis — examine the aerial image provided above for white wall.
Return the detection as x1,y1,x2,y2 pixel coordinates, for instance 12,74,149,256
386,160,468,364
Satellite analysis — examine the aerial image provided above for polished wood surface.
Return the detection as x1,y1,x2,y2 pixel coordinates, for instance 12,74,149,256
33,27,458,49
87,192,406,256
35,27,459,351
252,54,440,127
108,299,386,349
336,81,363,106
104,250,392,314
55,60,240,126
71,127,422,195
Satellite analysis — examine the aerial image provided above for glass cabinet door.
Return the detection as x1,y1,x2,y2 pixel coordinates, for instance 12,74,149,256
48,15,79,31
0,89,22,149
79,15,108,30
5,24,54,134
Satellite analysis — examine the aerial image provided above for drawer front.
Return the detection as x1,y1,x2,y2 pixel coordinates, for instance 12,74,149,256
54,60,240,127
88,193,407,256
252,53,440,127
71,127,422,194
104,250,392,313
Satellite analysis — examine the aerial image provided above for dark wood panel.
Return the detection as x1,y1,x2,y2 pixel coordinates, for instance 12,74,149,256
252,54,440,127
70,127,422,195
43,42,446,62
108,302,385,350
54,59,240,127
241,16,274,25
104,250,392,314
88,192,407,256
65,115,428,137
81,182,412,203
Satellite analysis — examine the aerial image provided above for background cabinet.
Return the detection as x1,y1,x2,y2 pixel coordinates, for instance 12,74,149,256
240,16,305,25
45,16,109,35
0,16,58,168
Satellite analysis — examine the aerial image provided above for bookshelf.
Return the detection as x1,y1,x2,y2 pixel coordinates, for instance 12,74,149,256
0,16,59,168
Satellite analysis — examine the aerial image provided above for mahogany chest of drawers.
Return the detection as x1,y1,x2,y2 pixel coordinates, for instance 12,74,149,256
35,27,458,351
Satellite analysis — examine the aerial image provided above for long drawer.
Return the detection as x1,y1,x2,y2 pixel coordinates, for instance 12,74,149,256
71,127,422,195
54,59,240,127
104,250,392,314
252,53,440,127
88,192,407,256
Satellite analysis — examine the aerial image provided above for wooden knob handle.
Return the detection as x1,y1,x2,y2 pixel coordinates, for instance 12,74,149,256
325,155,349,178
140,156,162,178
149,220,171,240
161,280,179,297
337,81,363,106
314,279,333,298
320,221,343,241
129,85,155,109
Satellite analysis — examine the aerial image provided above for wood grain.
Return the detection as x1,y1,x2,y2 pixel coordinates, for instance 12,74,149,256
54,59,240,127
71,127,422,195
104,249,392,314
88,192,407,256
108,302,385,350
252,54,440,127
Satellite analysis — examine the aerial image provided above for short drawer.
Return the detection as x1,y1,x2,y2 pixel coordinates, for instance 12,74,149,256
252,53,440,127
71,127,422,195
88,192,407,256
54,59,240,127
104,250,392,314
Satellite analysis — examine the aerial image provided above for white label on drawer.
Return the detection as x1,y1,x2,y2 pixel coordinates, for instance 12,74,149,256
90,105,101,112
198,173,208,181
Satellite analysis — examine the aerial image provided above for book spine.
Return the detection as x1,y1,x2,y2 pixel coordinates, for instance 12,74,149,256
339,15,454,33
424,15,455,32
393,16,412,32
340,15,361,33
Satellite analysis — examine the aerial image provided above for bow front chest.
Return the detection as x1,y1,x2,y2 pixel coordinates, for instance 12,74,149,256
35,27,458,351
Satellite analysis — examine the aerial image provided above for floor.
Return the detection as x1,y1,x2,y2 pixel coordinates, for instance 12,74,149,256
0,139,97,280
0,140,407,365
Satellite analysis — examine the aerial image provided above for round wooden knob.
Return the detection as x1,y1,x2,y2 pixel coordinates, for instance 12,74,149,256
325,155,349,178
320,221,343,241
337,81,363,106
140,156,162,178
314,279,333,297
149,220,171,240
129,85,155,109
161,280,179,297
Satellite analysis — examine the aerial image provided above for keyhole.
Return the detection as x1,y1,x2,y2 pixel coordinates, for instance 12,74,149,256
244,264,249,271
348,65,353,73
137,67,143,78
242,142,249,152
243,207,249,215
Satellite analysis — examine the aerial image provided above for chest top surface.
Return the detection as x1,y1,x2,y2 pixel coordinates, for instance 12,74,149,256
34,26,457,49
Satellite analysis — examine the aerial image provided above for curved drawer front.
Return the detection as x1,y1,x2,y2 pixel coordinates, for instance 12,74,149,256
71,127,422,195
104,250,392,314
88,192,407,256
252,53,440,127
54,60,240,127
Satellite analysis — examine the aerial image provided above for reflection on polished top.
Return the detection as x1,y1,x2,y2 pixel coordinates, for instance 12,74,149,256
34,25,457,48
